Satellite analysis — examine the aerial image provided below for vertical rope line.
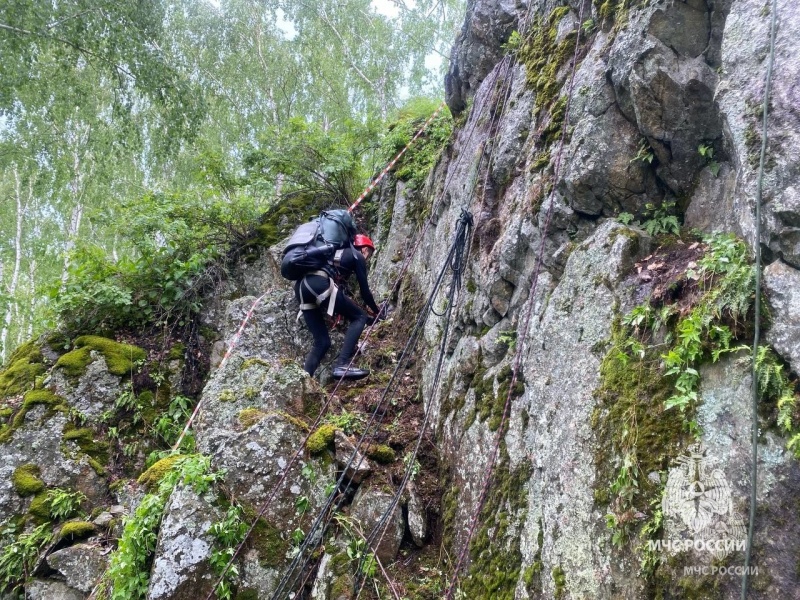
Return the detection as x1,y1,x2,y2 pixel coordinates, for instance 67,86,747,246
742,0,778,596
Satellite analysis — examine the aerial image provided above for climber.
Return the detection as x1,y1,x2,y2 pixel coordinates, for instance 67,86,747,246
296,233,383,380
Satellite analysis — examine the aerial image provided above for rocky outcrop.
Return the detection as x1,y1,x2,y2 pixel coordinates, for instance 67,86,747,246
3,1,800,599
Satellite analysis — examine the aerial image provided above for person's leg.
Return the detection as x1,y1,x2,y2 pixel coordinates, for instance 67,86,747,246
331,294,368,368
301,308,330,376
296,278,331,376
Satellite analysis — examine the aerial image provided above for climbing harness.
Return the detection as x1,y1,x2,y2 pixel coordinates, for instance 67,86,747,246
743,0,778,597
297,270,339,318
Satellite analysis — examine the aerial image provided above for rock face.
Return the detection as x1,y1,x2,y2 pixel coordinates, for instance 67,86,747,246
3,1,800,599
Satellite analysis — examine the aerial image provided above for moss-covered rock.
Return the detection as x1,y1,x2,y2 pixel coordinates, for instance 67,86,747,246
0,340,45,398
248,516,289,568
306,424,336,454
59,520,96,540
55,335,146,378
62,425,110,466
365,444,396,464
137,454,186,489
12,463,46,496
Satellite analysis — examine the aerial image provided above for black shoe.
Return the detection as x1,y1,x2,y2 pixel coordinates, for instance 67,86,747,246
332,365,370,380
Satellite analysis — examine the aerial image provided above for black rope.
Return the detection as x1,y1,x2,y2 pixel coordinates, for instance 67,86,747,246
352,210,473,594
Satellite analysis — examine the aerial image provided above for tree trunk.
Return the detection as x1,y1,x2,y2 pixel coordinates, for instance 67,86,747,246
1,166,25,362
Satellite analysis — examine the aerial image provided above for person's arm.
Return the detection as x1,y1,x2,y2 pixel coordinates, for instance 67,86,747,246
353,250,381,314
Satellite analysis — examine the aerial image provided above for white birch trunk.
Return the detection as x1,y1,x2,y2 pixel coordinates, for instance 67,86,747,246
1,167,25,362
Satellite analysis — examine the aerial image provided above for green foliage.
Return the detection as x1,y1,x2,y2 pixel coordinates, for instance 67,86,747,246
380,98,454,192
698,143,720,177
103,455,219,600
755,347,800,456
12,464,45,497
0,522,53,596
324,411,363,435
620,202,681,237
594,232,756,572
47,488,87,521
402,453,422,481
208,503,248,600
246,117,378,208
661,235,753,411
55,336,146,378
630,139,655,164
153,395,193,447
137,454,187,489
502,30,523,54
55,189,263,332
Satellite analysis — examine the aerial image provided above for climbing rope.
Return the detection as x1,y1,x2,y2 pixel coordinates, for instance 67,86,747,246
348,100,447,213
742,0,778,596
171,288,272,451
444,0,587,594
269,211,476,599
352,210,473,597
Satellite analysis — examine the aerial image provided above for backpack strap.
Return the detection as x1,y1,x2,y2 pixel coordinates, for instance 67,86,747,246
297,270,338,320
333,248,345,268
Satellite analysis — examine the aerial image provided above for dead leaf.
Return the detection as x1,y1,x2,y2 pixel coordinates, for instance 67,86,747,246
688,242,699,250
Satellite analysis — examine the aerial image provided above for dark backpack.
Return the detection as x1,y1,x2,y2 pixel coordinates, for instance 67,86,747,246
280,209,356,281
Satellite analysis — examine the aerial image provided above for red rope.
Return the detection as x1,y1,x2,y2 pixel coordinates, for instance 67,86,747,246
348,100,447,213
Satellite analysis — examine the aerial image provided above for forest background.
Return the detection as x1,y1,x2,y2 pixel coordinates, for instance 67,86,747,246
0,0,464,360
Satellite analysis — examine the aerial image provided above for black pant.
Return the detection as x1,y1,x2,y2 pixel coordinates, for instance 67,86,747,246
295,275,368,376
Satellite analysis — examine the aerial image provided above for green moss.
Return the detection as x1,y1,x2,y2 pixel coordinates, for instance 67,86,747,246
461,450,530,599
0,340,45,398
12,464,45,496
28,491,51,522
0,407,12,419
137,454,186,489
592,316,682,507
59,520,96,540
466,279,477,294
234,590,259,600
241,357,271,371
56,336,146,378
248,516,289,567
167,343,186,361
306,424,336,454
552,565,566,598
218,389,235,403
519,7,576,112
62,425,110,465
23,389,63,409
238,408,267,429
365,444,396,464
278,411,310,432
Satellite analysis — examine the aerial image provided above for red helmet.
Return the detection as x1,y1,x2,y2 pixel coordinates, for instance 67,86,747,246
353,234,375,250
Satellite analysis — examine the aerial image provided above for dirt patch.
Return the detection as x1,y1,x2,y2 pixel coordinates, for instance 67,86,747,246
629,237,706,313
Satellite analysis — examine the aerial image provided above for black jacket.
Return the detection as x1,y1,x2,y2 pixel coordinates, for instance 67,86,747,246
336,248,380,313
